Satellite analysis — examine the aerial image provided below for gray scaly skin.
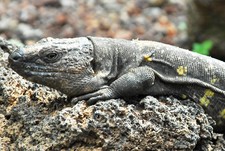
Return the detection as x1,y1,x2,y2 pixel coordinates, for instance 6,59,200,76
1,37,225,133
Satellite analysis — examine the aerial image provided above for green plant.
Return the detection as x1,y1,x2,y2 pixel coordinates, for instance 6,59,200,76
192,40,213,56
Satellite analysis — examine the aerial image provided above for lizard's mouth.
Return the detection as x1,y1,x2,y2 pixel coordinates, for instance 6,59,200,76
8,56,63,78
8,55,84,80
8,55,91,96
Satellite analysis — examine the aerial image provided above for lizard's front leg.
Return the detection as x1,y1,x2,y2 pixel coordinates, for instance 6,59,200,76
72,66,155,105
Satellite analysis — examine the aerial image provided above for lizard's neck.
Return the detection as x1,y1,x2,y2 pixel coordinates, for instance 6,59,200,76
87,37,140,81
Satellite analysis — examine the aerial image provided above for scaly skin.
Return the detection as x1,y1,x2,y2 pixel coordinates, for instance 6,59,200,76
2,37,225,133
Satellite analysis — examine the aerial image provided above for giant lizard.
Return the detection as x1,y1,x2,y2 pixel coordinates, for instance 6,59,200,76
1,37,225,132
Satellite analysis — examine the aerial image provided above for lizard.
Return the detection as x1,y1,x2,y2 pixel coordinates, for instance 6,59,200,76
1,36,225,133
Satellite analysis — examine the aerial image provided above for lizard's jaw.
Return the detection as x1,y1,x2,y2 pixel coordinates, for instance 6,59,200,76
9,57,63,80
8,53,62,84
8,55,92,96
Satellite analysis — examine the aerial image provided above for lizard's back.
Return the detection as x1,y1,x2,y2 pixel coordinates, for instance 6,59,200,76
135,40,225,132
136,40,225,90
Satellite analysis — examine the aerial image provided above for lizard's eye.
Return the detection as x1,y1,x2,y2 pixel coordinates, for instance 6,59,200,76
44,52,62,63
46,53,58,60
39,47,63,63
41,52,63,63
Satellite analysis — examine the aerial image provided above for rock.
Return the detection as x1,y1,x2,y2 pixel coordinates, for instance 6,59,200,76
16,24,43,41
19,5,38,23
0,17,18,32
59,0,76,8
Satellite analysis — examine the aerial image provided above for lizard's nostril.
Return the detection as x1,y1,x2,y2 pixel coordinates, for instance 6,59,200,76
10,48,24,61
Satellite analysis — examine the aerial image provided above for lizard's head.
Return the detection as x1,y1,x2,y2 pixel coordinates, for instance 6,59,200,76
8,37,95,96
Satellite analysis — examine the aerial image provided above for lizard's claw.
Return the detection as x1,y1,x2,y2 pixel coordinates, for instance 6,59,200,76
71,97,79,105
87,95,107,105
71,87,117,105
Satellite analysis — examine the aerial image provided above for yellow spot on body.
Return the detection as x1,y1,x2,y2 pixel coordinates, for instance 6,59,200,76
211,79,217,84
199,98,210,107
176,66,187,76
143,55,152,62
205,89,214,97
181,94,187,99
199,89,214,107
210,76,219,84
219,109,225,119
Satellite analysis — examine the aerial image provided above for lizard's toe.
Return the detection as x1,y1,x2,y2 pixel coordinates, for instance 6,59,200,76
87,96,103,105
71,87,117,105
71,97,79,105
87,89,116,105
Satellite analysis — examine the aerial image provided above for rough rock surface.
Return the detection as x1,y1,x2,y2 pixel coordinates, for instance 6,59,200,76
0,44,225,150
